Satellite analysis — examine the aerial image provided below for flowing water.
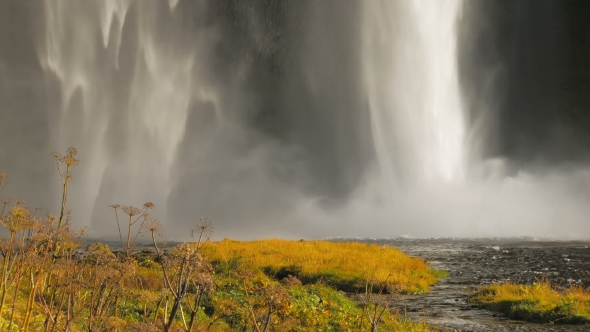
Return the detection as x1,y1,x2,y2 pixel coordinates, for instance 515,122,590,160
355,238,590,331
362,0,465,187
40,1,197,221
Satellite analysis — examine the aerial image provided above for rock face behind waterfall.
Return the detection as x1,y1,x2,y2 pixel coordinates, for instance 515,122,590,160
460,0,590,169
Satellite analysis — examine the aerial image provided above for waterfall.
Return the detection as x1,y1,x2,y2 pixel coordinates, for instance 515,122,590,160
39,0,198,223
2,1,589,238
34,0,468,231
362,0,465,188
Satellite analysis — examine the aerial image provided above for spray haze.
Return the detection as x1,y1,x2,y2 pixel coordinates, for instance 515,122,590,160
0,0,589,240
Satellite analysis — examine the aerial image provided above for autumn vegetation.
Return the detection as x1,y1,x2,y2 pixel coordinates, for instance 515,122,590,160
202,239,437,294
470,280,590,324
0,148,445,331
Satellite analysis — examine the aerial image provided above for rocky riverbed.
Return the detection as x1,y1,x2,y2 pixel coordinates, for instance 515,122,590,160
360,238,590,331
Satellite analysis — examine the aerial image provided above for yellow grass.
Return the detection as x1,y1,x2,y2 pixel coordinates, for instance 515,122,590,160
471,280,590,324
202,238,437,293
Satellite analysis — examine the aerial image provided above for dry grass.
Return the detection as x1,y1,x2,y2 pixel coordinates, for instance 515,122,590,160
202,238,437,293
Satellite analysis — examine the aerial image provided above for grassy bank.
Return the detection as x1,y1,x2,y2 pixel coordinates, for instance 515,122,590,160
202,238,438,294
0,148,443,331
0,233,440,331
469,281,590,324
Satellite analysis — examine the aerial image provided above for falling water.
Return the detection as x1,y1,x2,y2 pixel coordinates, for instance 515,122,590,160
39,1,198,223
362,0,465,188
35,0,468,231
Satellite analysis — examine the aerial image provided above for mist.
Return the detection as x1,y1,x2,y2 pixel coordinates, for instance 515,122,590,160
1,0,589,240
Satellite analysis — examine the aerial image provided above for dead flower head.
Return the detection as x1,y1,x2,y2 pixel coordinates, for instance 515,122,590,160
142,217,163,237
195,272,216,293
191,217,213,240
1,205,37,233
122,206,141,217
53,147,79,167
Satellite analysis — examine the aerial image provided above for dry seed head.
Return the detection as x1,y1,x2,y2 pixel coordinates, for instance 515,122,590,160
0,170,5,179
192,217,213,239
171,242,200,260
143,218,163,236
1,205,36,232
109,204,120,210
195,273,216,293
10,205,29,218
67,146,77,156
143,202,155,209
54,147,79,167
122,205,141,217
195,217,213,232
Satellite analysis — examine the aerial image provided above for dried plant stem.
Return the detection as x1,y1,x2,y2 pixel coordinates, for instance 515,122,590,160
113,209,123,249
126,214,133,254
23,270,37,330
187,286,204,331
243,280,262,332
0,235,15,318
179,301,188,330
8,267,25,331
56,162,70,231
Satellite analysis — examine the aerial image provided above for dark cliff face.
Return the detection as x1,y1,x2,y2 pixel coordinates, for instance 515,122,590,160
0,1,54,207
460,0,590,170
